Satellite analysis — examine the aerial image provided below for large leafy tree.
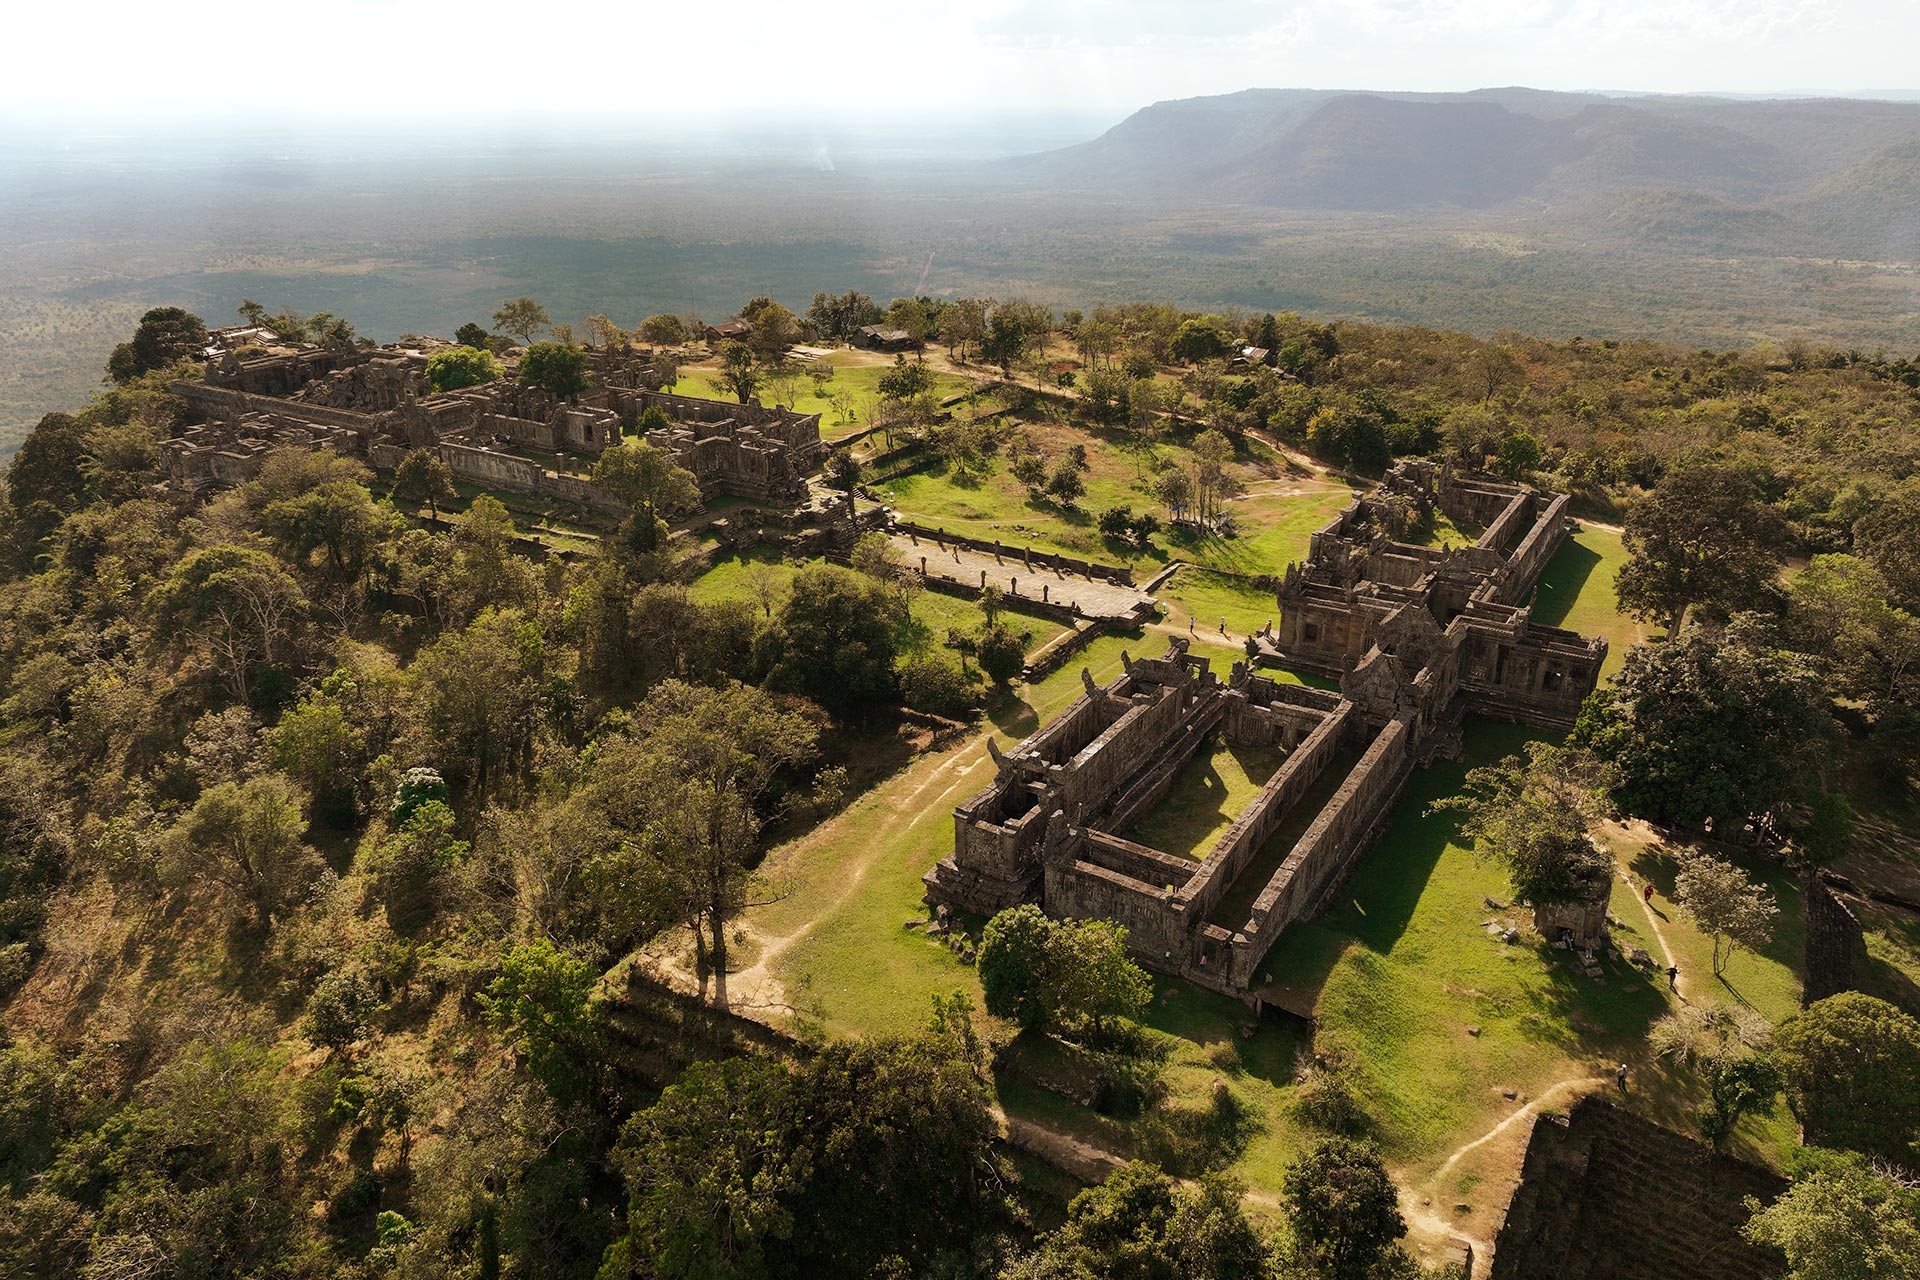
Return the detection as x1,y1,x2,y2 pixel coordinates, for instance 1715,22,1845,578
106,306,208,384
591,680,821,1006
152,545,309,707
412,607,552,800
1615,462,1787,628
1003,1162,1269,1280
718,340,761,403
1772,993,1920,1166
4,413,92,547
755,562,898,715
1281,1137,1408,1280
979,904,1151,1041
1743,1149,1920,1280
591,440,700,552
390,448,456,520
479,939,603,1106
1854,481,1920,612
1673,850,1778,977
518,340,590,399
1432,742,1614,906
491,297,550,345
604,1029,996,1280
1650,1003,1780,1147
159,774,322,927
425,344,501,392
1573,615,1834,828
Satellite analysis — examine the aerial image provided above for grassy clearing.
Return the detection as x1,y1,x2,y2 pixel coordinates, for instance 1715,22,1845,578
1531,524,1656,680
1126,735,1290,863
873,419,1349,576
1159,566,1277,637
686,551,1069,662
670,354,978,441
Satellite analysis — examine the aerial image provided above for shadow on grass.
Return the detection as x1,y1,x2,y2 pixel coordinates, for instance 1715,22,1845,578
1530,535,1604,629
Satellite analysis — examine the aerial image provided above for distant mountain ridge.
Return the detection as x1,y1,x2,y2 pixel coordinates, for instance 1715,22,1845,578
1018,88,1920,258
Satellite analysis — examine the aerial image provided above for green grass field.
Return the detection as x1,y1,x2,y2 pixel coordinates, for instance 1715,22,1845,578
1158,566,1277,636
1126,736,1290,863
1531,524,1657,680
687,549,1069,662
670,353,978,442
872,420,1351,576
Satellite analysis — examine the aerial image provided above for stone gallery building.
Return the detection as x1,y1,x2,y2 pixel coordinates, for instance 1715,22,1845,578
162,340,823,514
924,462,1608,1002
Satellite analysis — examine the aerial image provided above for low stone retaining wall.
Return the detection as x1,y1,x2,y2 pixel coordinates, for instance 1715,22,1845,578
891,519,1136,586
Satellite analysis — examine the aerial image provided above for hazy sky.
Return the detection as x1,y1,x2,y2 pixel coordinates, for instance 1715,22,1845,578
9,0,1916,130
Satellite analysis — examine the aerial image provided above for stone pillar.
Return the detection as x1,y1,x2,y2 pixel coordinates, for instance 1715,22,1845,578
1042,584,1049,602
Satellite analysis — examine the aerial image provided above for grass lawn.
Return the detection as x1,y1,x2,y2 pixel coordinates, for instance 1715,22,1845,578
1399,506,1483,549
1126,735,1290,862
1531,524,1657,681
671,353,980,442
686,551,1069,662
872,419,1349,576
1159,566,1278,637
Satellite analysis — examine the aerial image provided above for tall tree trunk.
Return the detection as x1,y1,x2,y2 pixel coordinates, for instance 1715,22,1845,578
708,905,729,1009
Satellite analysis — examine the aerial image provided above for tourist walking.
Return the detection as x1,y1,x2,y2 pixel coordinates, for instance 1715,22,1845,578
1666,965,1678,991
1616,1062,1629,1092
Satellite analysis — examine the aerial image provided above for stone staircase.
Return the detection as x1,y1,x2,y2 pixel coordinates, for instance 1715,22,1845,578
1491,1098,1784,1280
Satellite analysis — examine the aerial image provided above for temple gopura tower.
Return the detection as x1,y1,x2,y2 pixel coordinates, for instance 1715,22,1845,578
924,462,1608,1002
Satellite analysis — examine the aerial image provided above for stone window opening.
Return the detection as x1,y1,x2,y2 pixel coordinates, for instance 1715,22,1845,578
1543,666,1564,691
1303,621,1321,642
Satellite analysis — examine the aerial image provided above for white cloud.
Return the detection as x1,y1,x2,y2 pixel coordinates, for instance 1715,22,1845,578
1,0,1911,129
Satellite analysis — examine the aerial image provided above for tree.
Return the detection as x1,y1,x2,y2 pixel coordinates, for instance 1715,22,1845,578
391,448,455,520
585,313,627,349
878,357,934,405
605,1028,996,1280
1006,1162,1269,1280
718,340,761,403
160,774,322,927
1431,742,1614,907
637,313,689,346
267,697,365,825
1674,850,1778,977
412,608,551,799
823,448,862,515
1855,482,1920,611
152,545,309,706
1616,463,1787,628
980,904,1059,1030
306,966,380,1054
425,345,501,392
260,479,381,579
1170,318,1230,364
1743,1150,1920,1280
592,681,820,1004
592,440,701,552
454,321,490,349
480,939,602,1105
1649,1003,1780,1147
1573,616,1834,828
106,306,208,384
976,622,1028,688
979,905,1151,1040
491,297,550,345
739,297,800,360
1154,467,1194,519
756,563,898,715
1046,458,1086,507
1772,994,1920,1166
1281,1137,1407,1280
518,341,590,399
5,412,91,545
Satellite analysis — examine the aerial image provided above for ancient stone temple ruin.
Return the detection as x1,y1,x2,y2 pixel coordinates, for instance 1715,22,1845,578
924,463,1608,1000
162,339,823,514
